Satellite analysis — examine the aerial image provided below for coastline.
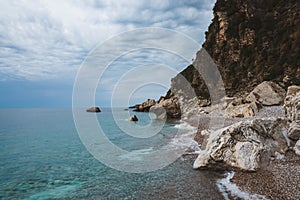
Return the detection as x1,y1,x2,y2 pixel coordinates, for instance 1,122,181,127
180,105,300,200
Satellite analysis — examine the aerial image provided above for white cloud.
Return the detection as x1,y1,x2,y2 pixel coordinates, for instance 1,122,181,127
0,0,215,82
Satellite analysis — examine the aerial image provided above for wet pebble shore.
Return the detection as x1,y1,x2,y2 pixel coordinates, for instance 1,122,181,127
188,106,300,200
231,151,300,200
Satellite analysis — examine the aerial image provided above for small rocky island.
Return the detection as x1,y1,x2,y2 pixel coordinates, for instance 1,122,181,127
128,115,138,121
86,107,101,113
133,0,300,198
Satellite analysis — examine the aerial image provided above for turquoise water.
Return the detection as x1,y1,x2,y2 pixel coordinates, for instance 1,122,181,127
0,108,224,199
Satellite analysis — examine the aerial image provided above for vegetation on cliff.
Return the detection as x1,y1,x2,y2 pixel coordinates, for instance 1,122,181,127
168,0,300,99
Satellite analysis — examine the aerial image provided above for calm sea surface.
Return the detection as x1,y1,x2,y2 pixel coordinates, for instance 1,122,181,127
0,108,224,199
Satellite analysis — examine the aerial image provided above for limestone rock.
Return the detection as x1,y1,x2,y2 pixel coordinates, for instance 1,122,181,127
149,105,166,120
284,85,300,121
226,101,258,118
193,118,289,171
286,85,300,97
294,140,300,156
179,97,200,119
246,81,286,106
151,96,181,119
86,107,101,112
133,99,156,112
288,121,300,140
128,115,138,121
198,99,211,107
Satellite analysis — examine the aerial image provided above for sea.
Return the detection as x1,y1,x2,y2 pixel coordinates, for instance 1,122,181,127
0,108,226,199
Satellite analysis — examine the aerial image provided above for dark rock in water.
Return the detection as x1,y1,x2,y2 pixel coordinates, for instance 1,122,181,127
133,105,152,112
129,105,139,109
86,107,101,112
128,115,138,121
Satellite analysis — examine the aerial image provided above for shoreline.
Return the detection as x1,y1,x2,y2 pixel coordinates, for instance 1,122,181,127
231,150,300,200
180,105,300,200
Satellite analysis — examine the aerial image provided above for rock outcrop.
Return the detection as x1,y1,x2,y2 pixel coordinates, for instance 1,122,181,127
165,0,300,102
225,100,258,118
245,81,286,106
294,140,300,156
132,95,181,119
132,99,156,112
224,81,284,118
288,121,300,141
284,85,300,156
150,96,181,119
194,85,300,171
284,85,300,122
193,118,289,171
86,107,101,112
128,115,138,121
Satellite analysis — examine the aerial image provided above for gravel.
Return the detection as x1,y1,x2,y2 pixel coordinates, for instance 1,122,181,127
231,151,300,200
190,105,300,200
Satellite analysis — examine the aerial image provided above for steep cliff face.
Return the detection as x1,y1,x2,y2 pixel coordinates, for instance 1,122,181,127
169,0,300,99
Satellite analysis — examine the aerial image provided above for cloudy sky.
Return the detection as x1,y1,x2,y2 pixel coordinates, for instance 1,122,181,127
0,0,216,108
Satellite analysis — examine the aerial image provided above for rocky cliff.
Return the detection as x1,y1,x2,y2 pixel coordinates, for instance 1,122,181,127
168,0,300,99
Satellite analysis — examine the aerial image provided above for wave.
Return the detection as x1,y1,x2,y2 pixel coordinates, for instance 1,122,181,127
27,182,81,199
171,121,201,155
174,121,197,130
216,172,267,200
119,147,154,161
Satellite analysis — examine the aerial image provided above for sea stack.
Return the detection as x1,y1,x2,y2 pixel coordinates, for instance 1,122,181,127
86,107,101,113
128,115,138,121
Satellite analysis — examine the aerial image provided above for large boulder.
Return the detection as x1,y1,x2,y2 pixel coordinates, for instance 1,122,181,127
246,81,286,106
193,118,289,171
288,121,300,141
226,101,259,118
294,140,300,156
86,107,101,112
284,85,300,155
284,85,300,121
286,85,300,97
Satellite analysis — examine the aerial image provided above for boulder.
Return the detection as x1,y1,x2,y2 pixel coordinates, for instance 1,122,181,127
288,121,300,140
198,99,211,107
193,118,289,171
226,101,258,118
246,81,286,106
294,140,300,156
284,85,300,121
86,107,101,112
128,115,138,121
286,85,300,97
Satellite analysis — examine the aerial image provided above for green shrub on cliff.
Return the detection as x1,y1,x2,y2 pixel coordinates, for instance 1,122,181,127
169,0,300,99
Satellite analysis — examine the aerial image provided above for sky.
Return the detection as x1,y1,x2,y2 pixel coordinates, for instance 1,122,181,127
0,0,216,108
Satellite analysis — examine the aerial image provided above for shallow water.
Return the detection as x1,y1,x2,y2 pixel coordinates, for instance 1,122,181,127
0,108,224,199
